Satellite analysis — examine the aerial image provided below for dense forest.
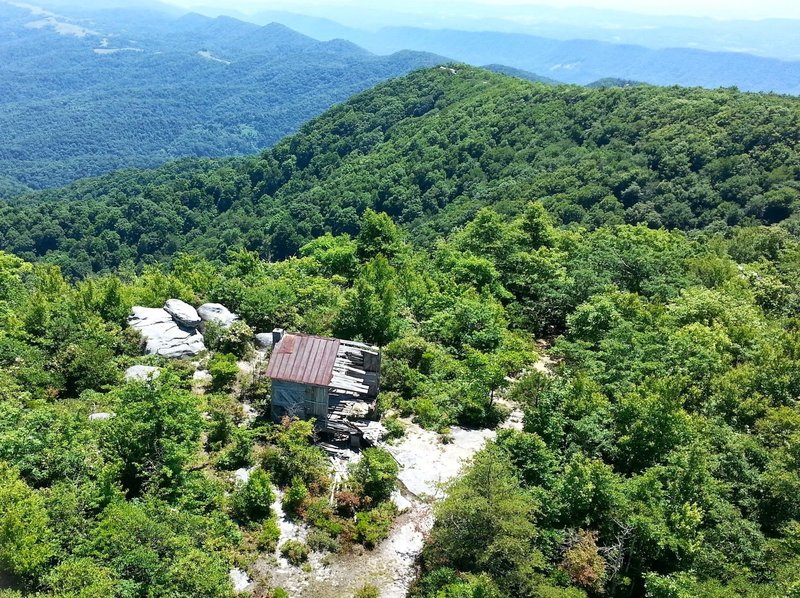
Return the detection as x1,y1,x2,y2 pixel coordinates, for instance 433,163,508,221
3,67,799,278
0,203,798,596
0,3,442,193
1,64,799,597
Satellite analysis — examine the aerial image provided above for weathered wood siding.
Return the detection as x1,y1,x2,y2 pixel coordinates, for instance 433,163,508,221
271,379,329,424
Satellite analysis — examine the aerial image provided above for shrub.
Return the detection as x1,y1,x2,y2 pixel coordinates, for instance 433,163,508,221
232,468,274,521
257,517,281,552
206,408,234,450
241,376,271,416
335,489,362,516
438,426,453,443
304,497,345,538
262,419,330,487
208,352,239,391
351,448,398,504
202,321,224,352
282,477,308,516
411,398,444,429
307,529,340,553
215,426,253,470
355,501,397,548
280,540,309,565
375,390,402,416
353,584,380,598
217,320,255,358
383,416,405,440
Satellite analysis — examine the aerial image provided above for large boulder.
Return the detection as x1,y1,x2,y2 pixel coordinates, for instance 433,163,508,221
89,412,114,421
254,333,274,349
164,299,201,329
128,306,205,358
197,303,238,328
124,365,161,382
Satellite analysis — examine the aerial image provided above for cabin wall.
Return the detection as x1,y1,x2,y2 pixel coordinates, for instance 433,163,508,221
306,385,329,422
270,380,329,424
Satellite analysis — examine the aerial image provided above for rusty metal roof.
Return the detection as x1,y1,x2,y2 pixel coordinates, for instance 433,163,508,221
266,334,341,387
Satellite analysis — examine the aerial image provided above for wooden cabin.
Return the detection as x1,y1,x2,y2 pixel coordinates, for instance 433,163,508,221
266,332,381,442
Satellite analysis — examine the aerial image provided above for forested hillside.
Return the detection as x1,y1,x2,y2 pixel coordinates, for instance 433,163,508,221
413,209,800,597
2,66,799,277
0,2,443,193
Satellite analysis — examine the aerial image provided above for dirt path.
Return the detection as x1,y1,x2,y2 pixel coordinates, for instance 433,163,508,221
256,422,495,597
251,348,555,597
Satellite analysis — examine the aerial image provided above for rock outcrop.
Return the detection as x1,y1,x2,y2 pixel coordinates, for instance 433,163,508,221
164,299,201,329
197,303,238,328
254,333,274,349
128,305,205,358
88,412,114,421
124,365,161,382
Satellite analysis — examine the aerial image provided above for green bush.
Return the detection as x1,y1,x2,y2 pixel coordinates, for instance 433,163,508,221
411,398,445,429
353,584,380,598
262,419,330,488
206,408,234,450
280,540,310,565
355,501,397,548
306,528,340,553
232,468,274,521
282,477,309,516
202,321,225,353
351,448,399,504
257,517,281,552
383,416,406,440
216,320,255,359
215,427,253,470
304,497,345,538
208,353,239,391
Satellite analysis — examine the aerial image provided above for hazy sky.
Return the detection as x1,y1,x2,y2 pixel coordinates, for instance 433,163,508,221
172,0,800,21
466,0,800,19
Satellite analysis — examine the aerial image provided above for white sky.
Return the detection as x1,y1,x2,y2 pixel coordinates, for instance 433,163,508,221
467,0,800,20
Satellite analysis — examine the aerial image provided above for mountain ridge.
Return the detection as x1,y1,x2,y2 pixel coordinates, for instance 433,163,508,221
2,65,798,276
0,3,446,193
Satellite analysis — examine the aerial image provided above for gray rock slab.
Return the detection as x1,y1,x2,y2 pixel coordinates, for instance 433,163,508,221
128,306,206,358
197,303,238,328
164,299,201,329
124,365,161,382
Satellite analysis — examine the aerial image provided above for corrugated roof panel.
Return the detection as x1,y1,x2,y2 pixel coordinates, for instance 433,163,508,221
266,334,341,387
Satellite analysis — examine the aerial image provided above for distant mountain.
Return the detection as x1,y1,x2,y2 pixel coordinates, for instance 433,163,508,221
189,6,800,94
332,27,800,95
483,65,560,85
0,2,445,191
238,4,800,62
587,78,646,89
